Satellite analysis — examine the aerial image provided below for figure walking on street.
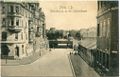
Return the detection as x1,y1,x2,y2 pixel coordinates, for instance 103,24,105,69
73,44,78,55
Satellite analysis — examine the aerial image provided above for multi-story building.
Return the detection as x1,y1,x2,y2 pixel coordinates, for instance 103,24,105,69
96,1,118,76
80,27,97,39
0,1,47,59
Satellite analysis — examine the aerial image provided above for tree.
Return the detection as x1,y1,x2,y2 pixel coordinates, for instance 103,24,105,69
75,32,81,40
47,28,56,40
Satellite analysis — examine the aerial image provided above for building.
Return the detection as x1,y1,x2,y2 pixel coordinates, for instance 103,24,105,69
96,1,119,76
79,27,97,50
0,1,47,59
80,27,97,39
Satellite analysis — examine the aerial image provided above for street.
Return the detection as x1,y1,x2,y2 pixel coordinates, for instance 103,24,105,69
1,48,100,77
1,49,73,77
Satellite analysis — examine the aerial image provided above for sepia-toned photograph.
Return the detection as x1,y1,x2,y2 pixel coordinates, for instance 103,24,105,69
0,0,119,77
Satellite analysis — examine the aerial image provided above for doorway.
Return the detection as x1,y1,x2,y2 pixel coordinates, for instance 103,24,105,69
15,46,19,57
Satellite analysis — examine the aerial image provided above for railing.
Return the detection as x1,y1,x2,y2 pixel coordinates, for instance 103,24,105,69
7,12,21,17
8,26,22,33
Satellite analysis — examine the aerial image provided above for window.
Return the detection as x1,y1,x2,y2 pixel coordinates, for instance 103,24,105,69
11,18,14,26
99,52,102,63
98,1,103,10
21,32,23,40
16,6,19,13
105,20,108,37
107,18,110,37
23,9,25,16
37,27,39,32
110,1,118,7
15,33,18,39
15,46,19,56
16,19,19,26
2,18,6,26
26,34,27,40
25,22,27,29
103,53,106,66
103,20,106,37
2,32,7,41
21,8,23,15
2,6,5,14
10,5,14,12
22,45,24,54
100,21,103,37
21,20,23,27
97,24,100,36
106,54,109,69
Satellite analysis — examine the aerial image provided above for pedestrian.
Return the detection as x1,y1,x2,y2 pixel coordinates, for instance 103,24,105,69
73,44,78,55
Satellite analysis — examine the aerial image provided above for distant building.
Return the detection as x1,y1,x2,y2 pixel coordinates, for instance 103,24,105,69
0,1,46,59
80,27,97,39
78,27,97,52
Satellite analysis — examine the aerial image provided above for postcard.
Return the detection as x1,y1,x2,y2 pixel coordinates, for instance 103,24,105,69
0,0,119,77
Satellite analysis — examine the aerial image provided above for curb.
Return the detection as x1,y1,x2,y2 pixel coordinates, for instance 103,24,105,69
1,49,49,66
67,54,76,77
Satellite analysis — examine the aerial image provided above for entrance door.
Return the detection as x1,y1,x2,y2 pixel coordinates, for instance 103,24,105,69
15,46,19,57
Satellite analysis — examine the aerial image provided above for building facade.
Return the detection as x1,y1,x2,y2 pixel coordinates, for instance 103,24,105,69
0,1,47,59
80,27,97,39
96,1,119,76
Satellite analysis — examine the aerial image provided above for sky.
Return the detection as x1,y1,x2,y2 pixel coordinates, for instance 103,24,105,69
39,1,97,30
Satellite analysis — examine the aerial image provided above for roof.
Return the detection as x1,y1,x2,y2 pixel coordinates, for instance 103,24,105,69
79,38,96,49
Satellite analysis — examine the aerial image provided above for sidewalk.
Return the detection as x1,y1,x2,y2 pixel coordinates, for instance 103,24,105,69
1,48,49,66
69,54,100,77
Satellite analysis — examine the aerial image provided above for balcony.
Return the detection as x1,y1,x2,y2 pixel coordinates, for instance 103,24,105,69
8,26,22,33
7,12,21,17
